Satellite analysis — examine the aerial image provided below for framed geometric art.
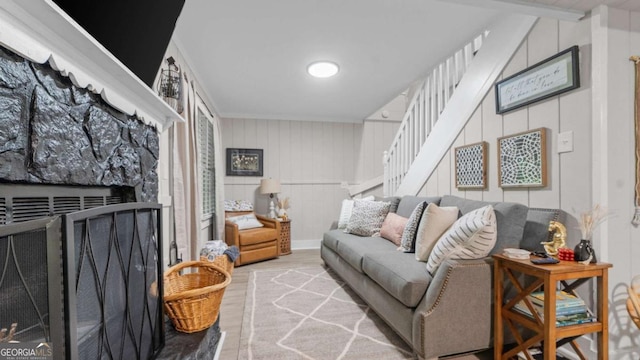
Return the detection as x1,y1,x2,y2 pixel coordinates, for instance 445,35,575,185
454,141,488,189
498,128,547,188
226,148,264,176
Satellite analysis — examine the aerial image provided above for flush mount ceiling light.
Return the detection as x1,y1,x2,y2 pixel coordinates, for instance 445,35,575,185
307,61,339,78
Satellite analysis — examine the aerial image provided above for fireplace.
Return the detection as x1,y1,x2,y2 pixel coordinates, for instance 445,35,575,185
0,20,166,358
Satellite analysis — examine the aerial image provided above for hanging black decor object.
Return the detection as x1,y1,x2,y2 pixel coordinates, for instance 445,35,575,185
158,56,183,114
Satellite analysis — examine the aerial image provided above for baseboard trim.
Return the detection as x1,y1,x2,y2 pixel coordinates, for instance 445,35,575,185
291,239,321,250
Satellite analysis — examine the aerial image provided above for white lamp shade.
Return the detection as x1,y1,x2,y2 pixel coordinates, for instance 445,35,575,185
260,178,281,194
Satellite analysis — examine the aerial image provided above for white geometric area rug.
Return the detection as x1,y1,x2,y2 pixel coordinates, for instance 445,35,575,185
238,266,415,360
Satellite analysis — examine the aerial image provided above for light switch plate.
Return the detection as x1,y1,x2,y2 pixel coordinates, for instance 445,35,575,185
558,131,573,153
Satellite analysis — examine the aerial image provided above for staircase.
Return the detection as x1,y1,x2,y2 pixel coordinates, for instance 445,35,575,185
383,14,538,197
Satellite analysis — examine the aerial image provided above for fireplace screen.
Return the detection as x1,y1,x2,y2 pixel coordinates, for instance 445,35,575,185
0,217,65,358
64,203,164,360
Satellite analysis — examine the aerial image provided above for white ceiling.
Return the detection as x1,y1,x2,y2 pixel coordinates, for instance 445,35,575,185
172,0,637,123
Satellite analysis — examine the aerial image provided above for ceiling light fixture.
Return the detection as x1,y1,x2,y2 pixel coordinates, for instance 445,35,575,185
307,61,339,78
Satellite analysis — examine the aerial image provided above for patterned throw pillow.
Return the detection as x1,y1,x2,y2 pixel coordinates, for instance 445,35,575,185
337,196,375,229
425,205,496,274
398,201,428,252
345,200,391,237
380,213,409,246
414,203,459,261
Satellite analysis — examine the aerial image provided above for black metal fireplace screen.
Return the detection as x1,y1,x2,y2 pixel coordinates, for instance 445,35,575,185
0,203,163,360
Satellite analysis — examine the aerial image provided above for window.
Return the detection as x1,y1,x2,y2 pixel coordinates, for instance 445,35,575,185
197,107,215,216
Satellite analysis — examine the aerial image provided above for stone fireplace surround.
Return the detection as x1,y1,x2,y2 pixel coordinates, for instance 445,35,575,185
0,44,159,204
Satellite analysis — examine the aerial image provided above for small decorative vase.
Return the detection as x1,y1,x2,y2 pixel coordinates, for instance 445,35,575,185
278,208,286,218
574,239,597,264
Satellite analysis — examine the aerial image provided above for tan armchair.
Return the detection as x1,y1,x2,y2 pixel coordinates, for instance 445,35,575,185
224,211,280,266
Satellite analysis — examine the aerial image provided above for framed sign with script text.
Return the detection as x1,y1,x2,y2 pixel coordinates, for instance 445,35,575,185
495,46,580,114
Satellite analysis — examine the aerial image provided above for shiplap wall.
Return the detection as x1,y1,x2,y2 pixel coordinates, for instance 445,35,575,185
421,16,591,245
221,118,399,247
421,11,640,357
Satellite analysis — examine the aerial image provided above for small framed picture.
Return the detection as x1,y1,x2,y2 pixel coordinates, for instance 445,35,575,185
498,128,547,188
455,141,488,189
226,148,263,176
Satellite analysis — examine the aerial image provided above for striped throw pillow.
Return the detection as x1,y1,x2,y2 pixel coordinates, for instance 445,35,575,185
426,205,496,274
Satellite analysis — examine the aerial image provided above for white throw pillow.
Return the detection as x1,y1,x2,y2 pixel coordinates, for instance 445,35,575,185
426,205,496,275
344,200,391,237
227,213,264,230
337,195,374,229
414,203,459,262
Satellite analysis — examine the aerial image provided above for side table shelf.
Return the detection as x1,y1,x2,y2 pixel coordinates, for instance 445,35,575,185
279,219,291,255
493,254,612,360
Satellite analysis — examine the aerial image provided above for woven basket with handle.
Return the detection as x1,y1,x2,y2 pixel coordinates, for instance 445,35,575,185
163,261,231,333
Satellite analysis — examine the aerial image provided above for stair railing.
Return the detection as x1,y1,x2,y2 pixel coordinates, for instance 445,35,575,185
383,33,486,196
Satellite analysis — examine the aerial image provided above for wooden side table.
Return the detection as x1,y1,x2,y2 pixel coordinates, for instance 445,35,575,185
278,219,291,255
493,254,612,359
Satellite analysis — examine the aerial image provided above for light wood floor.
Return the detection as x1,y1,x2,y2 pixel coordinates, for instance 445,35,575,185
218,248,492,360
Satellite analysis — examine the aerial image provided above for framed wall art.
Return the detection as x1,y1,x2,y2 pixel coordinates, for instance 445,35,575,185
498,128,547,188
226,148,263,176
495,45,580,114
454,141,487,189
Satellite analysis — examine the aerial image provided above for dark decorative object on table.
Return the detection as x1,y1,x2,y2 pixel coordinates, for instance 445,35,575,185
574,239,597,263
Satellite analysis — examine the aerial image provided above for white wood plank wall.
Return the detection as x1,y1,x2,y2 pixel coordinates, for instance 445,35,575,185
221,118,399,247
418,11,640,357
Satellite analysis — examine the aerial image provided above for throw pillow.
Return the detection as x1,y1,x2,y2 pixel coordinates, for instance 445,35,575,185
398,201,428,252
380,213,408,246
345,200,391,237
337,195,374,229
414,203,459,261
426,205,497,274
226,213,264,230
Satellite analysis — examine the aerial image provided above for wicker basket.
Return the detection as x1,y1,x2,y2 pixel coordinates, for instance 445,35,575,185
200,254,234,275
163,261,231,333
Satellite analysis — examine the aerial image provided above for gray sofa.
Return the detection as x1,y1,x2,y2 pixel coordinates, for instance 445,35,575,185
320,194,560,359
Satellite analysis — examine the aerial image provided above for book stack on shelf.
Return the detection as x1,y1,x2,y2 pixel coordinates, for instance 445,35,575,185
513,290,596,327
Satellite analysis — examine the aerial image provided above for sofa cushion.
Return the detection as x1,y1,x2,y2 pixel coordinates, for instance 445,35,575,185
322,229,344,253
362,251,433,307
336,235,397,273
521,208,563,251
426,205,496,274
439,195,527,255
345,200,391,236
396,196,441,218
415,203,459,261
375,196,401,213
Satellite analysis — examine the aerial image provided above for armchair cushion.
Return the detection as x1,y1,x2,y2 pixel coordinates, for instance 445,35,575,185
227,213,264,230
238,227,279,246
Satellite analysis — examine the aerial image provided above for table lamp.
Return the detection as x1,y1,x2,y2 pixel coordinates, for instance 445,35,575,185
260,178,281,218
